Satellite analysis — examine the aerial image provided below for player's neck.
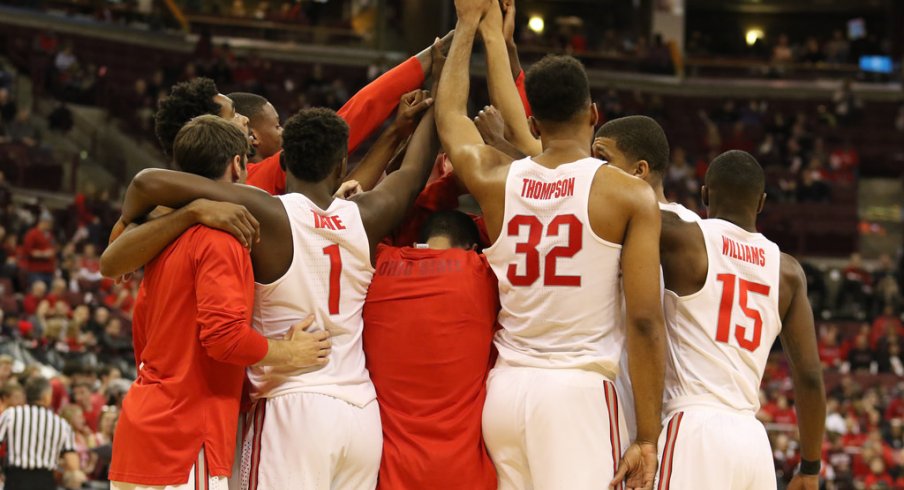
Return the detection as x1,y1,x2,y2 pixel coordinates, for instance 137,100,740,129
536,137,592,165
651,179,668,204
711,211,757,233
287,179,335,210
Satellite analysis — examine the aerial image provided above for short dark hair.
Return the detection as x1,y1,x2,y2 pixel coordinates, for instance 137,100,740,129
597,116,670,175
282,108,348,182
419,211,481,249
155,77,221,157
24,376,51,405
173,115,249,180
228,92,268,122
705,150,765,204
525,55,590,123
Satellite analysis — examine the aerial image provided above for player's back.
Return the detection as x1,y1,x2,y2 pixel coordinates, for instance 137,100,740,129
663,218,781,416
484,157,623,377
248,193,375,407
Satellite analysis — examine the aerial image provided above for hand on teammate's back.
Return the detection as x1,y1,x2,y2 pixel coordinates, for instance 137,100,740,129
394,89,434,137
284,316,332,368
786,474,819,490
610,442,657,490
474,105,506,146
186,198,260,249
334,179,363,200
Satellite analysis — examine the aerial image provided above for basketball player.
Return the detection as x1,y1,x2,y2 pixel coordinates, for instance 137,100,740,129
653,150,825,490
592,115,701,442
116,97,441,488
436,1,666,489
109,116,332,490
364,210,498,489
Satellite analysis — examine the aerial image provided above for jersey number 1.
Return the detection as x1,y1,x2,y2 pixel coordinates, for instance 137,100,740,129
507,214,582,287
715,273,770,352
323,245,342,315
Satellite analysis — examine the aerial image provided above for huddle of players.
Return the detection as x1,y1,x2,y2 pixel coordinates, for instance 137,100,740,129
98,0,828,489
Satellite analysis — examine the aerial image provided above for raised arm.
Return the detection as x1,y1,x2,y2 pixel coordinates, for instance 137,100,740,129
611,180,666,490
480,1,541,157
353,106,439,257
345,89,433,191
779,253,826,490
436,0,510,222
100,200,260,278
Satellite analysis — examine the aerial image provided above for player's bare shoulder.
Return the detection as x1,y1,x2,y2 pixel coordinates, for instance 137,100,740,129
587,165,657,245
778,252,807,316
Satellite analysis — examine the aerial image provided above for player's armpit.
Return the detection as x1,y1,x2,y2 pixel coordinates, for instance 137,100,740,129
778,253,826,463
621,183,666,446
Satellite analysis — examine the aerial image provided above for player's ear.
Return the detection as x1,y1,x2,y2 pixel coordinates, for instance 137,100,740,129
249,129,261,149
528,116,541,139
589,103,599,127
636,160,650,179
756,193,766,214
701,185,709,207
230,155,243,183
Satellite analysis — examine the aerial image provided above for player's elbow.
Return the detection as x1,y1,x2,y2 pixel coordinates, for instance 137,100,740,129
628,313,665,340
796,365,825,394
98,253,121,279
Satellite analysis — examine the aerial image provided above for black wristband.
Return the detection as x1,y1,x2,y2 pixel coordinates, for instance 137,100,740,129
799,458,821,476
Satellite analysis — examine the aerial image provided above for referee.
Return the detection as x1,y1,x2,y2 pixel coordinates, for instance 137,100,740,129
0,376,86,489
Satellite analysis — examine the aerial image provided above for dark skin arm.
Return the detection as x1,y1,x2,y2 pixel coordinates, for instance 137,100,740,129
350,105,440,259
474,104,526,160
779,253,825,489
345,89,433,191
120,174,292,284
436,0,511,239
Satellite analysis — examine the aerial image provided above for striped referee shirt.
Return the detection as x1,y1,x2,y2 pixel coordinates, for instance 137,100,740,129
0,404,76,470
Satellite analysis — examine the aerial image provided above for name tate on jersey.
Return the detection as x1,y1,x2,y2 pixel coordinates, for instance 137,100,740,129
520,178,576,200
312,211,347,231
722,236,766,266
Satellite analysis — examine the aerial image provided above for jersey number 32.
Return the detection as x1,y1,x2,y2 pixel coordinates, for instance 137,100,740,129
506,214,582,287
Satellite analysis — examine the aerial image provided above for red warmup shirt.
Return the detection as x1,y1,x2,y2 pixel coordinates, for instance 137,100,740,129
109,226,268,485
363,245,499,490
247,55,425,195
22,226,56,273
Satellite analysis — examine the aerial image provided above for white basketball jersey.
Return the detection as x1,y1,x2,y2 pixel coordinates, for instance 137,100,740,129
659,201,701,223
485,157,623,378
248,193,375,407
663,218,781,416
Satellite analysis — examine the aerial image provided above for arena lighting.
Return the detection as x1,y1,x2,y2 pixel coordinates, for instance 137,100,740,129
528,15,545,34
745,28,764,46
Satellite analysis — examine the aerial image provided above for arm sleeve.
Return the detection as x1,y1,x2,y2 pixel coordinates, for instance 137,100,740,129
339,56,425,154
245,57,425,196
194,232,269,366
514,70,532,118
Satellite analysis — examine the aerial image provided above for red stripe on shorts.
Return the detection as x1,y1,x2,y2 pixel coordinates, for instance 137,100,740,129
604,382,621,487
657,412,684,490
249,401,267,490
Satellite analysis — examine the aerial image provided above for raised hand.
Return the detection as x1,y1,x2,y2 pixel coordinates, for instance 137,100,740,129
394,89,434,137
610,442,658,490
502,0,516,45
454,0,493,20
187,198,260,249
334,179,363,199
474,105,507,146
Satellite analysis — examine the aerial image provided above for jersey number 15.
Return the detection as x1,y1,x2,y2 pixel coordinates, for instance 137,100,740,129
507,214,582,287
716,273,770,352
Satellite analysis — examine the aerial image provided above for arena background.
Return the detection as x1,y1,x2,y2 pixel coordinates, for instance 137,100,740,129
0,0,901,488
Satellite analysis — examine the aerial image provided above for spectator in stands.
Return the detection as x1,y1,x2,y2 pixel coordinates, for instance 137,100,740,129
828,138,859,183
799,37,825,64
839,253,872,317
0,382,25,411
833,79,862,125
796,164,830,202
0,86,17,123
8,108,40,147
59,404,100,474
825,29,850,64
71,381,102,432
48,101,74,133
873,255,901,312
772,34,794,63
875,332,902,375
54,42,78,74
0,354,13,385
818,324,843,368
23,280,47,315
864,457,893,488
844,333,874,373
871,305,904,347
22,212,56,286
76,242,103,288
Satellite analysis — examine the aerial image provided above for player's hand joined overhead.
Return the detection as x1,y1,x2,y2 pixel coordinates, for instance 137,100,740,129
501,0,516,44
186,198,260,249
394,89,434,137
474,105,506,146
610,441,658,490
